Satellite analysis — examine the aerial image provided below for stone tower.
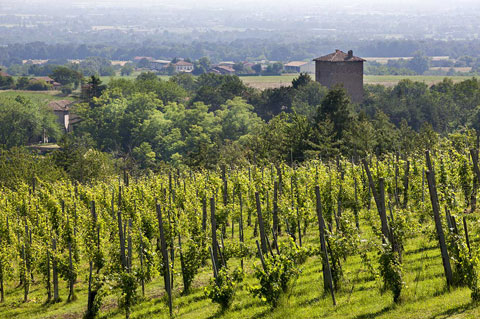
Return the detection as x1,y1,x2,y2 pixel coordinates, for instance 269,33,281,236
313,49,365,103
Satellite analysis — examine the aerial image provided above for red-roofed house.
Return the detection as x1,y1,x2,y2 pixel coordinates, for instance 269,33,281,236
173,61,194,73
210,65,236,75
32,76,62,89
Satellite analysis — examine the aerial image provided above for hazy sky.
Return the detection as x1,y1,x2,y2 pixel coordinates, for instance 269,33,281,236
2,0,480,10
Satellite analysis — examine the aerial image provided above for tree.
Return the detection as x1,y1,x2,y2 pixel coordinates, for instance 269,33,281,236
170,73,196,92
132,142,157,170
345,114,377,157
255,86,295,120
25,79,51,91
316,86,352,140
0,95,60,147
193,57,211,75
16,77,30,90
79,57,114,76
136,58,151,69
215,97,262,142
263,63,283,75
135,74,187,104
51,66,83,88
192,74,249,111
233,62,245,74
82,76,106,104
292,81,328,119
407,51,429,75
120,64,134,76
252,64,262,74
0,75,14,90
292,73,312,89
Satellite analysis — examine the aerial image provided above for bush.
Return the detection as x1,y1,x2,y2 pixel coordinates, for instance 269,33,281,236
378,242,403,303
448,230,480,300
248,248,300,308
0,75,14,89
26,79,51,91
205,267,243,311
61,84,73,95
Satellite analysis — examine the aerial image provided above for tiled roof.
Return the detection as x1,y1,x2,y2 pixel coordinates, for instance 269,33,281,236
174,61,193,66
314,50,365,62
48,100,75,111
215,65,235,72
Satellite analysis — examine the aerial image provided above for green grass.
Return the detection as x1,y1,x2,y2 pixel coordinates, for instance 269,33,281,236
1,209,480,319
239,75,475,89
364,75,474,86
0,90,73,105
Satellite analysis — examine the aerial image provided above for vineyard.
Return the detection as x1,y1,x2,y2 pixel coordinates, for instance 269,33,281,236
2,142,480,319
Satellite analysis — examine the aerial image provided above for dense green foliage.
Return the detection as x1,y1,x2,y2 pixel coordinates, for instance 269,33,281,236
0,140,479,318
0,95,60,147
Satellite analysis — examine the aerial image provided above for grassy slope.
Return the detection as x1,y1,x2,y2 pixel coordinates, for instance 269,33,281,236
1,209,479,319
0,90,73,105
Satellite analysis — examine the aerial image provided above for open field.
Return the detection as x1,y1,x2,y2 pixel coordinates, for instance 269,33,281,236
0,90,73,104
239,75,476,89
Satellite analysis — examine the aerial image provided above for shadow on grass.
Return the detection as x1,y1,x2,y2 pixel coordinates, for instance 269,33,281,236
207,307,270,319
354,305,393,319
405,245,437,256
428,301,475,319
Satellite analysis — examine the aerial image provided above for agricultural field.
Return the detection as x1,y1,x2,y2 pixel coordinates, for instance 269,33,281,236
239,75,475,90
0,90,73,105
1,146,480,319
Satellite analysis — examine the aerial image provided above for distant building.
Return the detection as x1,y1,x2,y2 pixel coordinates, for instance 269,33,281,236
313,50,365,103
210,65,236,75
173,61,194,73
31,76,62,89
0,70,10,77
48,100,75,132
218,61,235,67
284,61,315,74
23,59,49,65
149,59,171,71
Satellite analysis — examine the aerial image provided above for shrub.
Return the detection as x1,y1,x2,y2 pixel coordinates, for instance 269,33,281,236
378,242,403,303
205,267,243,311
248,252,299,308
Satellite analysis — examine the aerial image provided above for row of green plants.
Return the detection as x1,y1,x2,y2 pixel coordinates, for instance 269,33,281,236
0,141,480,317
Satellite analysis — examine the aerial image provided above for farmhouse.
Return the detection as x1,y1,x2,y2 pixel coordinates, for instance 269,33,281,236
210,65,236,75
314,50,365,103
47,100,79,132
173,61,194,73
284,61,315,74
32,76,62,89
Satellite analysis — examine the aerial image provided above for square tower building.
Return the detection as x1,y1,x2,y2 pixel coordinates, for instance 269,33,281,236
314,50,365,103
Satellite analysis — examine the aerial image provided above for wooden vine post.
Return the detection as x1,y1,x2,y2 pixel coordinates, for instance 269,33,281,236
425,150,453,287
403,160,410,209
210,197,219,271
362,159,390,241
255,192,268,254
156,203,173,317
315,186,336,306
